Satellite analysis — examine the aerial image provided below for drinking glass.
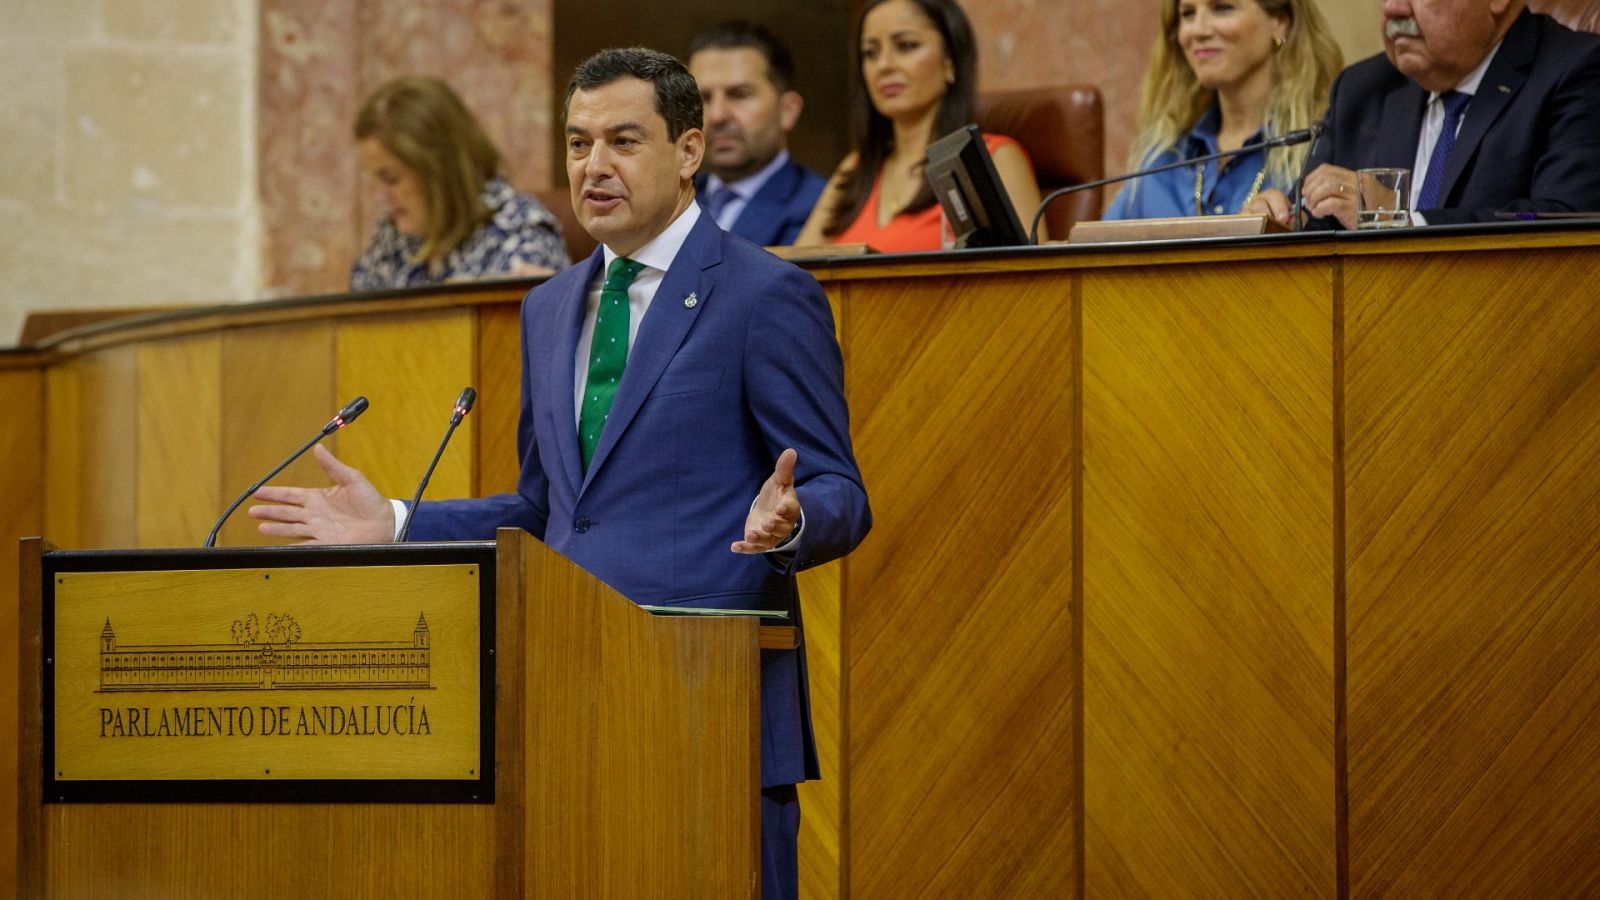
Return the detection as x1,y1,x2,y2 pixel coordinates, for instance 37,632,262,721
1357,168,1410,229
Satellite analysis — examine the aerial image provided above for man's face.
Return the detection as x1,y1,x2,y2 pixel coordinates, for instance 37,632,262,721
688,47,801,182
1382,0,1511,93
565,77,703,257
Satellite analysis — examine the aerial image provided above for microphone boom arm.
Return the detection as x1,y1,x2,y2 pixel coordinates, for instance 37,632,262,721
1028,125,1322,244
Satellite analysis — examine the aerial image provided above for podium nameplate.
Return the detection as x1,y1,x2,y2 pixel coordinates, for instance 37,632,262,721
41,543,495,802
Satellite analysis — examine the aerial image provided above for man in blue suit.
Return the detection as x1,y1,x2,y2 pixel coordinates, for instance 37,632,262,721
1250,0,1600,228
688,22,827,246
252,47,871,900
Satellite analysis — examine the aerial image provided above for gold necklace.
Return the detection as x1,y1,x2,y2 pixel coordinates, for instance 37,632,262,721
1194,162,1268,216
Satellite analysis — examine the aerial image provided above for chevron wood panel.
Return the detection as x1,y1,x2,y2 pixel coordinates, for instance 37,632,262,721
839,273,1077,898
219,322,338,547
0,366,43,897
476,303,523,497
335,310,476,503
1345,248,1600,897
798,562,843,900
135,335,222,548
1081,260,1337,897
75,346,139,549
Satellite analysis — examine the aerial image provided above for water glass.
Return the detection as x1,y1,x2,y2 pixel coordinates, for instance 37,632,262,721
1357,168,1411,229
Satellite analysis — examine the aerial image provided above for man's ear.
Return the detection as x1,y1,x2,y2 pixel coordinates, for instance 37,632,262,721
779,90,804,132
678,126,705,179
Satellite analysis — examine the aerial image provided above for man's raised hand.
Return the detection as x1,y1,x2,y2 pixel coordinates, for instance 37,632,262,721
248,444,396,544
733,448,802,554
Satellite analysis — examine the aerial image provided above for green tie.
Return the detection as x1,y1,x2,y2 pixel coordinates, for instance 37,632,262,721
580,256,645,472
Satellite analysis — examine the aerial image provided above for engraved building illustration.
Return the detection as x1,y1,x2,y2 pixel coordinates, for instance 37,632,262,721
99,613,432,691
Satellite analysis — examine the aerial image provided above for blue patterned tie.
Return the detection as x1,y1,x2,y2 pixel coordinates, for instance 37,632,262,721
1417,91,1472,210
705,185,737,224
579,257,644,472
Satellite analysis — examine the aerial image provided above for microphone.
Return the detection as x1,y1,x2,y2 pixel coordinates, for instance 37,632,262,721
205,396,369,548
1029,124,1324,244
395,387,477,542
1290,122,1327,231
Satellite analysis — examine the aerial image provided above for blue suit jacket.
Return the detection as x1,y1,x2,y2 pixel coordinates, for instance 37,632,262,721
407,211,871,787
1308,10,1600,227
695,156,827,246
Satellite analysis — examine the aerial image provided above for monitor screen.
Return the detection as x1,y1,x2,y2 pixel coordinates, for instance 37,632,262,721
925,124,1032,249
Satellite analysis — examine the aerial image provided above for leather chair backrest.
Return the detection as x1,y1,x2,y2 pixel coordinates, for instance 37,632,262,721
976,85,1106,240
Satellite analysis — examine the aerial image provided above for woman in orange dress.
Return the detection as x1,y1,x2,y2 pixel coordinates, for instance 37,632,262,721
794,0,1042,252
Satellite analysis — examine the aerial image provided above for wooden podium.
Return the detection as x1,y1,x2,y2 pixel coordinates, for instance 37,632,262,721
17,529,780,898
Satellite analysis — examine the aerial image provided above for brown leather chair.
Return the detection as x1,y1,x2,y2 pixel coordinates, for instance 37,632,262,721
1530,0,1600,32
533,187,599,264
976,85,1105,240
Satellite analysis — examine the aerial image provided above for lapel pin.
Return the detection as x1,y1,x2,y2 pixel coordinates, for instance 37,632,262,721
684,292,698,309
1497,85,1510,93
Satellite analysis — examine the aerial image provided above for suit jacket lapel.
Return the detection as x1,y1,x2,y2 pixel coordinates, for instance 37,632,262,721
732,160,799,243
1375,80,1428,170
1441,11,1535,203
553,249,604,496
579,214,721,492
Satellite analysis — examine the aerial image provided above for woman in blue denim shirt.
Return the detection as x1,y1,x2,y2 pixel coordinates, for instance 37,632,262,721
1106,0,1342,220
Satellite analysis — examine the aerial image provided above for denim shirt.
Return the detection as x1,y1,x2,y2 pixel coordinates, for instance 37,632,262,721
1105,106,1283,220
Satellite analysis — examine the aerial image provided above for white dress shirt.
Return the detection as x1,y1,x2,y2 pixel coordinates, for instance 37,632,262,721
1409,42,1503,216
702,150,792,231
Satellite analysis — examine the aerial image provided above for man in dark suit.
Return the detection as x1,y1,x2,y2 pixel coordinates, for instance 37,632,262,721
1251,0,1600,228
688,22,827,246
251,47,871,900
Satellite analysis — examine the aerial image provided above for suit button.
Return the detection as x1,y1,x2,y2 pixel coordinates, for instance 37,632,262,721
574,517,591,533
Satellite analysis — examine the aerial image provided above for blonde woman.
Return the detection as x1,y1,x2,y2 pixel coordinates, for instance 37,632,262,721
1105,0,1341,220
350,76,568,291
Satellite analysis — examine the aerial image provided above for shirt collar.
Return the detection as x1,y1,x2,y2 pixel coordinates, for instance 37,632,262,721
601,199,702,274
1181,105,1266,158
705,150,791,201
1434,39,1502,102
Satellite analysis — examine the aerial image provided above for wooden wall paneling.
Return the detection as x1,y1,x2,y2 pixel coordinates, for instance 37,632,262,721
135,335,222,548
42,802,495,897
43,362,83,549
797,562,844,900
335,310,476,506
513,530,759,897
1343,248,1600,897
75,347,139,549
0,366,43,898
476,302,523,497
219,322,337,547
839,272,1077,898
1080,260,1337,897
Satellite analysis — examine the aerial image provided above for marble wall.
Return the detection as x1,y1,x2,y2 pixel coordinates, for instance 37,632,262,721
0,0,258,344
0,0,1385,344
259,0,554,297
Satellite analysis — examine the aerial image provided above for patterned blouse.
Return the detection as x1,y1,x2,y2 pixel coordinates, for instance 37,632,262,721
349,177,570,291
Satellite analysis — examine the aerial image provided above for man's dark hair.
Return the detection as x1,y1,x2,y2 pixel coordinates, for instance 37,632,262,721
686,21,797,94
564,47,703,140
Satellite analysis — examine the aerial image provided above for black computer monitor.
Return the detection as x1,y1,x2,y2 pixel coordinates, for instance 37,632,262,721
924,124,1032,249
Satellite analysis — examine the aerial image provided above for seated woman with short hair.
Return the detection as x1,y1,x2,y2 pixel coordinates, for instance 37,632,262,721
350,76,569,291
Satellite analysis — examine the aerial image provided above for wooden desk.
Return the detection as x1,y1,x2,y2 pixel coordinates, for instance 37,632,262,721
8,225,1600,897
